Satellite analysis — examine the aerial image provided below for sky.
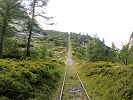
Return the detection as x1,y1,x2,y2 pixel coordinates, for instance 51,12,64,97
36,0,133,49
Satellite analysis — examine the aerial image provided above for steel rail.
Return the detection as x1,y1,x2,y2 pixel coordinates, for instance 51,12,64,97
59,66,67,100
73,65,91,100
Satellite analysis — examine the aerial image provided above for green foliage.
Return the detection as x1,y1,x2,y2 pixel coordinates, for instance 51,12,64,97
0,59,64,99
71,33,117,62
71,33,91,59
0,0,29,57
3,38,23,59
1,37,52,59
117,44,129,64
87,39,101,61
45,30,68,47
117,44,133,65
87,38,117,62
30,41,48,59
81,62,133,100
128,46,133,64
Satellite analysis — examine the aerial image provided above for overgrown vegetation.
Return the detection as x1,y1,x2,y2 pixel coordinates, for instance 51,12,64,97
0,0,132,99
76,61,133,100
0,26,68,99
72,33,133,100
44,30,68,47
0,58,64,100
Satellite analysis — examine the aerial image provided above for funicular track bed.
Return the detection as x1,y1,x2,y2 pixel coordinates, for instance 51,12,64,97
58,33,90,100
59,60,90,100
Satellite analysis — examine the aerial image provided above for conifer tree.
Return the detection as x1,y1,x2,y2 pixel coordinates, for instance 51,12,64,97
0,0,24,58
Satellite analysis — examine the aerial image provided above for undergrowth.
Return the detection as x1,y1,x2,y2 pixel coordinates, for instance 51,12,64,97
0,58,64,100
79,61,133,100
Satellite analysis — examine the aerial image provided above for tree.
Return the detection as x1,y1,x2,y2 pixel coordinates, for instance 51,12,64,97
86,39,106,61
21,0,49,57
102,38,105,44
111,42,116,50
0,0,24,58
118,44,129,65
107,42,117,62
128,45,133,64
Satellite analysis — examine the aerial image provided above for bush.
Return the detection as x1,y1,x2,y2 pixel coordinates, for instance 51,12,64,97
0,59,63,99
94,61,113,68
3,38,24,59
81,62,133,100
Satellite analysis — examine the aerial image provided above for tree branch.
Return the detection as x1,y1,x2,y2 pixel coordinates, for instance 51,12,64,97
35,14,54,20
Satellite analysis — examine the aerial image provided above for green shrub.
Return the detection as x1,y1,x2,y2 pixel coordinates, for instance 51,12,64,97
0,59,63,99
94,61,114,68
81,62,133,100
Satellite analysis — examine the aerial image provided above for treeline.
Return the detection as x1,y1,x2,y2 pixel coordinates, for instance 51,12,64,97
71,32,133,64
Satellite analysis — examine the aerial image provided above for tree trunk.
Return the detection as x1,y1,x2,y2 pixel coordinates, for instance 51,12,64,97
125,58,128,65
26,0,36,57
26,30,32,57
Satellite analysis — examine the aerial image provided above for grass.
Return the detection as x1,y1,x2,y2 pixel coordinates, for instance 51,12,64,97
75,60,133,100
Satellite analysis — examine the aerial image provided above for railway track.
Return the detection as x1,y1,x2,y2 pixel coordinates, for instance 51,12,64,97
59,33,91,100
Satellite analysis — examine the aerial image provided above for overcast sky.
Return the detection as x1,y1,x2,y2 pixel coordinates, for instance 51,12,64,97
37,0,133,49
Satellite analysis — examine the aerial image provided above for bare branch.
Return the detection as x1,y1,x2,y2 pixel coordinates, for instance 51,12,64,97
35,14,54,20
46,23,56,25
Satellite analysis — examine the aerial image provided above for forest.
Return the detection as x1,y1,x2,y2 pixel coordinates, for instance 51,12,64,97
0,0,133,100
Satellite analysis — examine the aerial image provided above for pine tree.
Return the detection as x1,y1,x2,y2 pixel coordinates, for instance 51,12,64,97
21,0,48,57
118,44,129,65
0,0,24,58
